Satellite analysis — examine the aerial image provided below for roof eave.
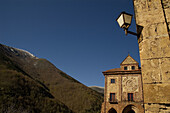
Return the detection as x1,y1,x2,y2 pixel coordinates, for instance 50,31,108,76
103,70,141,75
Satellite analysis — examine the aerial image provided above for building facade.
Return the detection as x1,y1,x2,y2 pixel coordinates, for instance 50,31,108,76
133,0,170,112
101,55,144,113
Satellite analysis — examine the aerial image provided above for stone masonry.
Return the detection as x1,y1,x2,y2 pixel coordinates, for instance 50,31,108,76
133,0,170,112
101,55,144,113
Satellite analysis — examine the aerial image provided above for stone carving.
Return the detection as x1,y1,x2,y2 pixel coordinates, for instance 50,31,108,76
122,77,138,92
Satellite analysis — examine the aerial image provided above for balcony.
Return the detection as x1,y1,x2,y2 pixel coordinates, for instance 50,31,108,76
122,100,135,102
108,98,118,104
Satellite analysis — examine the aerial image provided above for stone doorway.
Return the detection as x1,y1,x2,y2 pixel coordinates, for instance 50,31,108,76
108,108,117,113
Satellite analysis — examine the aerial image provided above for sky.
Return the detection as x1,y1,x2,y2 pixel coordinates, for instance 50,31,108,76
0,0,140,87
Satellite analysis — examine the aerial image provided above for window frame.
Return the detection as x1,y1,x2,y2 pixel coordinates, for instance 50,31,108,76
128,93,134,101
132,66,135,70
124,66,127,70
110,93,116,102
111,79,115,83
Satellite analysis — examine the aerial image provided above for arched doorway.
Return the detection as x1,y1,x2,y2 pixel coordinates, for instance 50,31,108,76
122,105,138,113
127,110,135,113
108,108,117,113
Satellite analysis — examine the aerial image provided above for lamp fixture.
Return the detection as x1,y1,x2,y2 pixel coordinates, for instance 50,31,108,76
116,12,138,36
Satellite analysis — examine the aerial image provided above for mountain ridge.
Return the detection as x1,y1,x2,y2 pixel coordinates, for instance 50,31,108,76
0,43,103,113
89,86,104,95
0,47,73,113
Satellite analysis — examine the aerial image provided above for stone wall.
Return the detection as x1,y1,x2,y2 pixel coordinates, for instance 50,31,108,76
103,73,143,113
106,75,120,102
133,0,170,112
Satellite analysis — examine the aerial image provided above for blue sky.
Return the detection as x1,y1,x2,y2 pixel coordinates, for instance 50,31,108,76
0,0,140,87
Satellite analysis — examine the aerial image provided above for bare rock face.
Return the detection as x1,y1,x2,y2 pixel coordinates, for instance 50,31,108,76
133,0,170,112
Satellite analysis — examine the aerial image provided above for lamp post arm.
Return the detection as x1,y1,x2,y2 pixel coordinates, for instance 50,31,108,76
127,30,138,36
124,29,138,36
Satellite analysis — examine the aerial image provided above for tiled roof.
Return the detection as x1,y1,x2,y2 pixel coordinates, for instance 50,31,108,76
102,68,141,75
103,68,123,72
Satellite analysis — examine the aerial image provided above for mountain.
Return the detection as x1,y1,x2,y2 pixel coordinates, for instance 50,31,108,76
0,46,73,113
89,86,104,95
0,44,103,113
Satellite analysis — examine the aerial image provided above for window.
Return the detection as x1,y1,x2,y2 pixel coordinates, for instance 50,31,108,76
111,79,115,83
110,93,116,102
128,93,134,101
132,66,135,70
124,66,127,70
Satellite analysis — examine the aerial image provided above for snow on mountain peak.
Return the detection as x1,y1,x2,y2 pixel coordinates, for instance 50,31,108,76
16,48,35,57
9,47,38,59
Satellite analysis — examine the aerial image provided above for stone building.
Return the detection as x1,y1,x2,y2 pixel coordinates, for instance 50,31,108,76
101,55,144,113
133,0,170,112
101,1,170,112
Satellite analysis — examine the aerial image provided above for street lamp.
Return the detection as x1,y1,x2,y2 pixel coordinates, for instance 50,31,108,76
116,12,138,36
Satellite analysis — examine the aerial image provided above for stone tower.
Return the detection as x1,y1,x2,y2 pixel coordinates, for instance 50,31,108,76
101,55,144,113
133,0,170,112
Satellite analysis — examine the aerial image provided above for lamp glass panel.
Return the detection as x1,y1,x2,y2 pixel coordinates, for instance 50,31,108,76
124,14,132,25
117,14,124,28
